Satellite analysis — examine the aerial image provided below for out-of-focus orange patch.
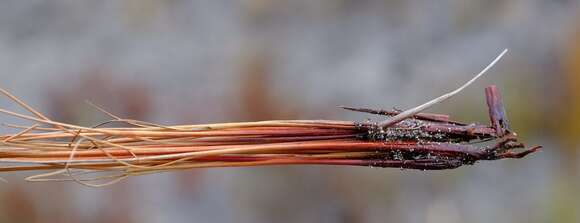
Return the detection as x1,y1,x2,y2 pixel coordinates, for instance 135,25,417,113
559,25,580,148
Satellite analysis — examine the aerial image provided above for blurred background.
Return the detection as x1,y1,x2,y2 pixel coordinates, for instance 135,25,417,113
0,1,579,222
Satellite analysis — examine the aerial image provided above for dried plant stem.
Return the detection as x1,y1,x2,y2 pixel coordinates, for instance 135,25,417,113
0,50,539,187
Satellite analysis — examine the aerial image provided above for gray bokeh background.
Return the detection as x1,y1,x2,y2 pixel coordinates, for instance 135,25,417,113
1,1,579,223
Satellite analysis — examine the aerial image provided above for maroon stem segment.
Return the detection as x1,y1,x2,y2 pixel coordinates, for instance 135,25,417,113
485,85,509,137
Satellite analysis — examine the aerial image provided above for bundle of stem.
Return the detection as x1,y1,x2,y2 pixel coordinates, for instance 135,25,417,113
0,49,540,187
